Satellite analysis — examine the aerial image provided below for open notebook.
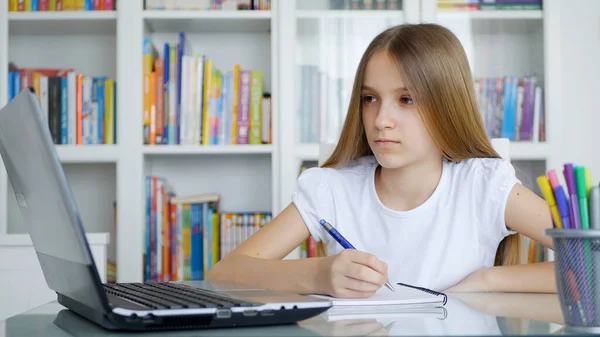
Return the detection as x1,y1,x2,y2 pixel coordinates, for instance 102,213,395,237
312,283,447,315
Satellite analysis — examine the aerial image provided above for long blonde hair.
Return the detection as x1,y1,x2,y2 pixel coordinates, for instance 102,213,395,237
320,23,521,267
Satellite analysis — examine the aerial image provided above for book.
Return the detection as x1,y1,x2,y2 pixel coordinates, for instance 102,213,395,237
311,282,447,315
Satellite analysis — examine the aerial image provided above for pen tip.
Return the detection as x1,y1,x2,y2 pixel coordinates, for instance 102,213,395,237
319,219,326,225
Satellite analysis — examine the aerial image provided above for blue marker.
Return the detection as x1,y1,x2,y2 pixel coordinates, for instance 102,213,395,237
319,219,395,292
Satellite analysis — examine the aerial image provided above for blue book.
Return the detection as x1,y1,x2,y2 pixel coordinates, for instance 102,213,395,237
13,72,20,100
60,77,68,144
501,76,516,140
31,0,38,11
163,43,170,145
96,77,106,144
8,72,14,102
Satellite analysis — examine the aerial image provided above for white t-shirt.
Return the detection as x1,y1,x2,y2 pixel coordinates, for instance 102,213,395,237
292,155,520,292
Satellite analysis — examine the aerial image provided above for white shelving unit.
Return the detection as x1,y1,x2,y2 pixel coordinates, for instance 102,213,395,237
0,0,588,283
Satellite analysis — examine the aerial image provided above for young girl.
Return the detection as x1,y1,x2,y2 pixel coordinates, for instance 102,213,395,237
207,23,556,298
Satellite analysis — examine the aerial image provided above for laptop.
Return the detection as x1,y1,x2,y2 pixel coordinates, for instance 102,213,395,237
0,88,332,331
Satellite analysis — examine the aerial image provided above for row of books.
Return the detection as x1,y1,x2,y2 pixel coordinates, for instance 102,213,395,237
297,64,350,144
143,33,271,146
329,0,401,10
474,75,545,142
145,0,270,11
144,175,272,282
437,0,542,11
8,0,116,11
298,160,324,259
524,237,545,263
107,200,117,283
7,65,117,145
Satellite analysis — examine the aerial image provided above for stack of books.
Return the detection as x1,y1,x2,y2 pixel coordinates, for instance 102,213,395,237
144,175,272,282
143,34,271,146
329,0,401,10
7,64,117,145
145,0,271,11
437,0,542,11
8,0,116,12
474,75,545,142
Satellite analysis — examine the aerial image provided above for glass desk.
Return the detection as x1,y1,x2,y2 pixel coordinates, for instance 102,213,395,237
1,292,575,336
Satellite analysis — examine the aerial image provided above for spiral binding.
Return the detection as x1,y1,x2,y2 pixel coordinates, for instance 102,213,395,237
396,282,448,306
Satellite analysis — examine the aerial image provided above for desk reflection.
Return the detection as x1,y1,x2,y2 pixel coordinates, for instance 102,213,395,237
4,293,565,336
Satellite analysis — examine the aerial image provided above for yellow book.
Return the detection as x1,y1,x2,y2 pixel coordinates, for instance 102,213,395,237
32,73,41,103
202,59,212,145
9,0,18,12
62,0,75,10
249,70,263,144
182,204,191,281
212,213,219,265
231,64,240,144
104,79,114,144
143,37,157,76
74,0,84,10
143,74,151,144
24,0,31,11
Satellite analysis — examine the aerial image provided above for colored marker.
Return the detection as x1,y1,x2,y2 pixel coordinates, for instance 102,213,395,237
548,170,572,229
586,168,593,197
567,270,587,325
564,164,581,229
589,186,600,325
591,186,600,230
575,166,590,229
537,175,562,229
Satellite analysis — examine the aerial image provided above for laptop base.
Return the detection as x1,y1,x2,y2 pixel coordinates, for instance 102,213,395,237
58,292,330,331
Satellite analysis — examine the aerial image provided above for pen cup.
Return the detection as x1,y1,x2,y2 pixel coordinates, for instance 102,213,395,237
546,229,600,333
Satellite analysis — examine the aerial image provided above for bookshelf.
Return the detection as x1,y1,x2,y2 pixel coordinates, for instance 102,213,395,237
0,1,120,283
0,0,577,282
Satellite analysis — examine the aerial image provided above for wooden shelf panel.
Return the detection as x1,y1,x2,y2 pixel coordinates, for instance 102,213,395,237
56,145,119,163
143,144,273,155
8,11,117,35
296,10,404,20
294,142,549,161
143,10,271,33
436,10,543,20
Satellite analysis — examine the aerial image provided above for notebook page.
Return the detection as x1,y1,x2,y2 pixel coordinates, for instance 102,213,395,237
311,284,443,306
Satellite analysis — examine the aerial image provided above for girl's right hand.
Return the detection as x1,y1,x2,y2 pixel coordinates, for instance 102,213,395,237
318,249,389,298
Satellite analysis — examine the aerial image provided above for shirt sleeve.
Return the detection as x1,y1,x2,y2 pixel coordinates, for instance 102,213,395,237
291,167,336,243
475,158,521,241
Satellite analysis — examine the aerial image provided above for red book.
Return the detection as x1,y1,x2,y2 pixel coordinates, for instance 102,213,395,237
39,0,49,11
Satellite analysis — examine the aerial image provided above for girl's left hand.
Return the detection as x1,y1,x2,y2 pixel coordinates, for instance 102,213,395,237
445,268,489,293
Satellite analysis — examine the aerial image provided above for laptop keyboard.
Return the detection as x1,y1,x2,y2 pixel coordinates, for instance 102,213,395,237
104,282,259,310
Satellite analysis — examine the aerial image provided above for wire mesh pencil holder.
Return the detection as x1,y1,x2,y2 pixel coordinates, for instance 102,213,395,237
546,229,600,334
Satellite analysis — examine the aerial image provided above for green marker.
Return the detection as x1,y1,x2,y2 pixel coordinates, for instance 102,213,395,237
575,166,594,307
576,166,590,229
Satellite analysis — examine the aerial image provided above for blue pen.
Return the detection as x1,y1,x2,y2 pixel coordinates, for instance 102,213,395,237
319,219,395,292
548,170,572,228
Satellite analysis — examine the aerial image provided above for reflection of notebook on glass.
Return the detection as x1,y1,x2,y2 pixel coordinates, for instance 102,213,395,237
323,306,448,321
312,283,447,315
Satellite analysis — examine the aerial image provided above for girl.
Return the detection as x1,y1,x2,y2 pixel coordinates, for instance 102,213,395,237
207,23,556,298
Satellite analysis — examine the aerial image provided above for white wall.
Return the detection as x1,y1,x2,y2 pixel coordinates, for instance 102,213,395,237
552,0,600,177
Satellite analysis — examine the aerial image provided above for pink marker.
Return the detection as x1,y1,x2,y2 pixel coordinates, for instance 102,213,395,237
548,170,572,229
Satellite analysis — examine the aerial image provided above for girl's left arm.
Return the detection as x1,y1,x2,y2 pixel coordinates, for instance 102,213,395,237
447,183,557,293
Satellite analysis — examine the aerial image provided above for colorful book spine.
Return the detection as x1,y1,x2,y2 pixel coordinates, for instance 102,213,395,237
8,0,114,10
142,35,270,147
7,68,115,145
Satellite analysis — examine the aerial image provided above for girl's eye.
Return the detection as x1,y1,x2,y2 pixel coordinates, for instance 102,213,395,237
362,95,377,104
400,96,414,105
